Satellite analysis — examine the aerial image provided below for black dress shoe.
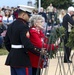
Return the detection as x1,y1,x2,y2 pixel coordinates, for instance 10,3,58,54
64,60,72,63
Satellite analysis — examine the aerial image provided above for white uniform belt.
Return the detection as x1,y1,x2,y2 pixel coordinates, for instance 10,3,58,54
11,45,24,48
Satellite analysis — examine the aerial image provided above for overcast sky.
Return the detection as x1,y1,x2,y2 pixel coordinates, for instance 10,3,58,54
0,0,35,7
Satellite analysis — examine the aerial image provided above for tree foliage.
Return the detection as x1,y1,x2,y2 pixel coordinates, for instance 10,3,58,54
36,0,74,9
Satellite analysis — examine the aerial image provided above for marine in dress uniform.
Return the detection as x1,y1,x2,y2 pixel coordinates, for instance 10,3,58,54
4,5,41,75
62,6,74,63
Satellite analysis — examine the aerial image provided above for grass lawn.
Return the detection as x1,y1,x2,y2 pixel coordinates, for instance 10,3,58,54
0,48,8,55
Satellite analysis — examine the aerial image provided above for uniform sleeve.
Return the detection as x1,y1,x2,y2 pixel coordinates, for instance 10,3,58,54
4,29,11,52
19,25,41,55
44,44,58,51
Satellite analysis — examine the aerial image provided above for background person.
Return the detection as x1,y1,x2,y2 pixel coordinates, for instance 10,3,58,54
62,6,74,63
2,9,13,29
32,9,38,15
58,9,66,26
0,7,5,16
0,15,6,48
38,7,47,33
38,7,47,23
47,3,54,20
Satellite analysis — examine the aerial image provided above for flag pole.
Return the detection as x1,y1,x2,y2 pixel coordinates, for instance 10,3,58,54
38,0,41,12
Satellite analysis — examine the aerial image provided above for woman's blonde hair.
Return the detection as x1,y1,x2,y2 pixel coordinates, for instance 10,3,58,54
29,15,45,27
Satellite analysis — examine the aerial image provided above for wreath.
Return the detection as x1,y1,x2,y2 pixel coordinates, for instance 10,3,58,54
66,28,74,48
47,26,65,58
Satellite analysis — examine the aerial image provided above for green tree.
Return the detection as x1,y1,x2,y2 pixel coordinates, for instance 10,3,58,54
36,0,73,9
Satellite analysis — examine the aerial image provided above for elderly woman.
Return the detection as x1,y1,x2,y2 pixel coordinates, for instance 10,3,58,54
28,15,60,75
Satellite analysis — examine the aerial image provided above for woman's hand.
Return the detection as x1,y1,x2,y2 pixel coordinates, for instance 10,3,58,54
54,38,60,46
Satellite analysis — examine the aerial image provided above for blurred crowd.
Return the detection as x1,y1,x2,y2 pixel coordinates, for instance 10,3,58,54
0,3,66,48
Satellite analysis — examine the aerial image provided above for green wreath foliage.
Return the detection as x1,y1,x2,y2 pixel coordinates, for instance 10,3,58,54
47,26,65,58
48,26,65,44
66,28,74,48
56,26,65,38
